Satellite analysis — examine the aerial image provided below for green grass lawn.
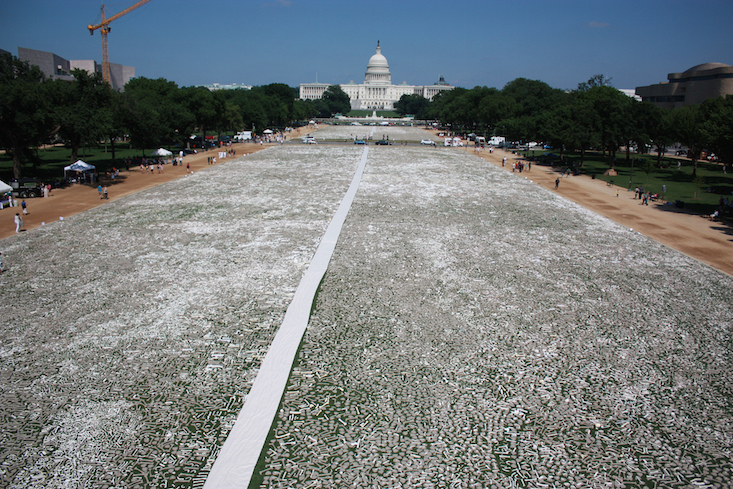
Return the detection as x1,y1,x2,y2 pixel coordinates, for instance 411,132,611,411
0,144,169,183
524,150,732,214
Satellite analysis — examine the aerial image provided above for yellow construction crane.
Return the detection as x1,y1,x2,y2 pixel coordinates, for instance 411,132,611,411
88,1,152,85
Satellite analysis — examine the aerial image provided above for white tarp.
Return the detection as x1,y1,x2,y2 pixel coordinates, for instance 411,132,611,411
64,160,96,172
151,148,173,156
0,179,12,194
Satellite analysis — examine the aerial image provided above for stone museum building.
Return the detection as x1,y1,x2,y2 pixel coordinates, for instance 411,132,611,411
16,47,134,91
299,42,454,111
635,62,733,109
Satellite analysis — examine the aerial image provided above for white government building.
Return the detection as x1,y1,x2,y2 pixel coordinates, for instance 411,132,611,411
299,42,454,111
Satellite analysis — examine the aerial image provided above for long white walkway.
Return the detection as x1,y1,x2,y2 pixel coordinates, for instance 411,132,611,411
204,146,370,488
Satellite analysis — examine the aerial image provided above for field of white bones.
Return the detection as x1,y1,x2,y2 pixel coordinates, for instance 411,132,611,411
1,125,732,489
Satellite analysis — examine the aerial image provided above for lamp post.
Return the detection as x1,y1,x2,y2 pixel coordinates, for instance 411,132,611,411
629,157,635,189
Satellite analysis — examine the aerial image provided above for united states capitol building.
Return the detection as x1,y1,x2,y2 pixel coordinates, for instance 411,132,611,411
299,42,454,111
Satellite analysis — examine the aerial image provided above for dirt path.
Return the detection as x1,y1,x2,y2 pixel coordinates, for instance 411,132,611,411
464,145,733,276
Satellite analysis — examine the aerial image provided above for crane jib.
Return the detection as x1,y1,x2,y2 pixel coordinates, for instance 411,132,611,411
87,0,152,85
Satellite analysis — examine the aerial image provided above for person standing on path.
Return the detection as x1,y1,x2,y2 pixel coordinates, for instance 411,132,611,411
98,184,103,199
21,200,27,215
555,178,560,189
14,213,22,233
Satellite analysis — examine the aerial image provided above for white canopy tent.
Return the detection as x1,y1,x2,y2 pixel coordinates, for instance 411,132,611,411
0,180,11,208
151,148,173,157
64,160,96,184
64,160,96,172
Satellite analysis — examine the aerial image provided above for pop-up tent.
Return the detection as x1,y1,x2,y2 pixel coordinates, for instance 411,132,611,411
64,160,96,172
151,148,173,157
0,180,11,208
64,160,96,183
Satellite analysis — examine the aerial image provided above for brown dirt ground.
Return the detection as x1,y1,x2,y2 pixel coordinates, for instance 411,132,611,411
463,145,733,277
3,127,731,276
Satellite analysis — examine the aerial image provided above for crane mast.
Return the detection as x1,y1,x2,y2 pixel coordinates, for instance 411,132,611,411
88,0,152,85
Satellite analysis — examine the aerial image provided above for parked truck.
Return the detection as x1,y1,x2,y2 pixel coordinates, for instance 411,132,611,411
10,178,44,198
233,131,253,142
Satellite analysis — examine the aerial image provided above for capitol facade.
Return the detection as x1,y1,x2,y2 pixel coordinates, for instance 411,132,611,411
299,42,454,111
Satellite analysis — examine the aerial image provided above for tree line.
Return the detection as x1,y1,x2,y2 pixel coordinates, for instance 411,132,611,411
2,51,731,179
0,53,352,179
396,75,733,176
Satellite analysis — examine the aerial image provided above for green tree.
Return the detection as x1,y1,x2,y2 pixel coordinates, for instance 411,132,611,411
221,102,244,135
246,85,287,128
576,74,613,92
477,88,512,135
534,91,574,157
394,94,430,119
0,53,54,178
578,86,632,167
647,104,674,168
554,92,599,164
498,78,564,142
700,96,733,173
51,69,113,164
106,89,128,168
671,104,705,177
321,85,351,116
428,87,475,133
179,86,217,142
122,77,191,153
292,98,317,122
260,83,295,121
622,100,658,164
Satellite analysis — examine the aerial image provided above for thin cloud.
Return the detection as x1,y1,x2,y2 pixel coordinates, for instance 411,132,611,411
588,21,610,28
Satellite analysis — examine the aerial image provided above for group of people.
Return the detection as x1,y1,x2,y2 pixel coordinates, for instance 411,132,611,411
208,149,236,166
511,160,531,173
633,186,657,206
97,185,109,200
708,197,733,220
139,161,166,174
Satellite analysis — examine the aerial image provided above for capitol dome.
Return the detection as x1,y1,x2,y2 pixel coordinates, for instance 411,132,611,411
364,41,391,86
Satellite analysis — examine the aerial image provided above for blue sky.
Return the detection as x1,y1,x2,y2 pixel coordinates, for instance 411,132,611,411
1,0,731,91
